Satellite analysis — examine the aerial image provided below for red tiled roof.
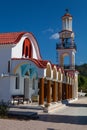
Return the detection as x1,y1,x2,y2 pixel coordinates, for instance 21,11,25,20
12,58,64,73
12,58,49,68
65,70,78,78
12,58,63,70
0,32,26,45
30,59,48,68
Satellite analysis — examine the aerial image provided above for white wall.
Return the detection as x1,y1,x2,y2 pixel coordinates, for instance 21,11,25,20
0,46,11,74
10,60,40,98
10,65,24,95
10,75,39,99
11,36,25,58
0,77,11,102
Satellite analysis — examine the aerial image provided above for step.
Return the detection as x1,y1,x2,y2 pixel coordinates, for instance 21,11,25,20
43,102,66,113
8,110,39,120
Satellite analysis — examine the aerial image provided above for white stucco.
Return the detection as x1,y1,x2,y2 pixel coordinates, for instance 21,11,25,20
11,33,42,60
0,46,12,74
0,77,11,102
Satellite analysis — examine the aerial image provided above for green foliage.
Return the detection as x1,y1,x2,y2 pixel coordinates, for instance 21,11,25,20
76,64,87,92
78,75,87,92
76,64,87,76
0,101,9,118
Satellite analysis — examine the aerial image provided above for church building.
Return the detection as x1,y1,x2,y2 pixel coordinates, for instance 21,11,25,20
0,11,78,106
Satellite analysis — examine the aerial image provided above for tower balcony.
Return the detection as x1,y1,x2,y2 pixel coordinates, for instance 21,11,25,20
56,42,77,51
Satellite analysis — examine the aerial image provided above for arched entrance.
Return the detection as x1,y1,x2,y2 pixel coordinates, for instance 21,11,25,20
13,62,38,102
21,64,38,100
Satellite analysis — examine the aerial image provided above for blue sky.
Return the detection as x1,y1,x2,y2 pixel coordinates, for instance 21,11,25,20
0,0,87,65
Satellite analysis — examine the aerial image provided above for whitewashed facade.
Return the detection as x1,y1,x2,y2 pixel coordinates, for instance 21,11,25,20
0,32,43,102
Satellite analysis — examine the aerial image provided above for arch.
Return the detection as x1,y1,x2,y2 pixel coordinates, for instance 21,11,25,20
22,38,32,58
53,66,57,79
60,52,70,67
13,62,38,79
58,69,61,81
24,33,42,60
46,63,51,78
21,64,38,79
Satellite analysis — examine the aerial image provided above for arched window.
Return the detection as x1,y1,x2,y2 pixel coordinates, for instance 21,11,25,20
46,64,51,78
58,70,61,81
53,67,57,79
22,38,32,58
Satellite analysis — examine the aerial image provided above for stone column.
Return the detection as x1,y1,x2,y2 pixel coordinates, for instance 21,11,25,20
62,83,65,100
70,85,72,98
68,84,71,99
66,83,69,99
53,81,57,102
58,82,62,101
47,80,51,104
39,78,44,105
68,84,70,99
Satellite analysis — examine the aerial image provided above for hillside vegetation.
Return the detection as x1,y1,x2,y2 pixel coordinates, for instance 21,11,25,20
76,64,87,92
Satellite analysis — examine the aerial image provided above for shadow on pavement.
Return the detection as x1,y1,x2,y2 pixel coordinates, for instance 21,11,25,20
39,114,87,125
47,128,60,130
66,103,87,107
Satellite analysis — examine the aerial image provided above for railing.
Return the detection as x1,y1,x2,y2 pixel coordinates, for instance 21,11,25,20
56,42,77,50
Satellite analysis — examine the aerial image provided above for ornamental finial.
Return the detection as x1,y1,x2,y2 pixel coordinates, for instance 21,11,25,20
65,8,69,13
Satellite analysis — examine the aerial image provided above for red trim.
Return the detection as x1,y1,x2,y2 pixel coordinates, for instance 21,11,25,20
11,58,64,72
28,32,42,60
12,58,49,68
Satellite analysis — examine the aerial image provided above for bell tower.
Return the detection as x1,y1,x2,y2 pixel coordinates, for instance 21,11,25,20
56,9,77,69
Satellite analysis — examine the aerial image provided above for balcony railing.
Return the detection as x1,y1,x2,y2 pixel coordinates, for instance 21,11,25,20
56,42,77,50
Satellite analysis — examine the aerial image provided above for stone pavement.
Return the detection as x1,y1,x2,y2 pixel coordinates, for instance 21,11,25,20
0,97,87,130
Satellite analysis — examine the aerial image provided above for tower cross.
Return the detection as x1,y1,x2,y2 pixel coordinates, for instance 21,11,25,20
65,9,69,13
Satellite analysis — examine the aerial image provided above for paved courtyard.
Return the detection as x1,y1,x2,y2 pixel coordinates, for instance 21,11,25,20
0,97,87,130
